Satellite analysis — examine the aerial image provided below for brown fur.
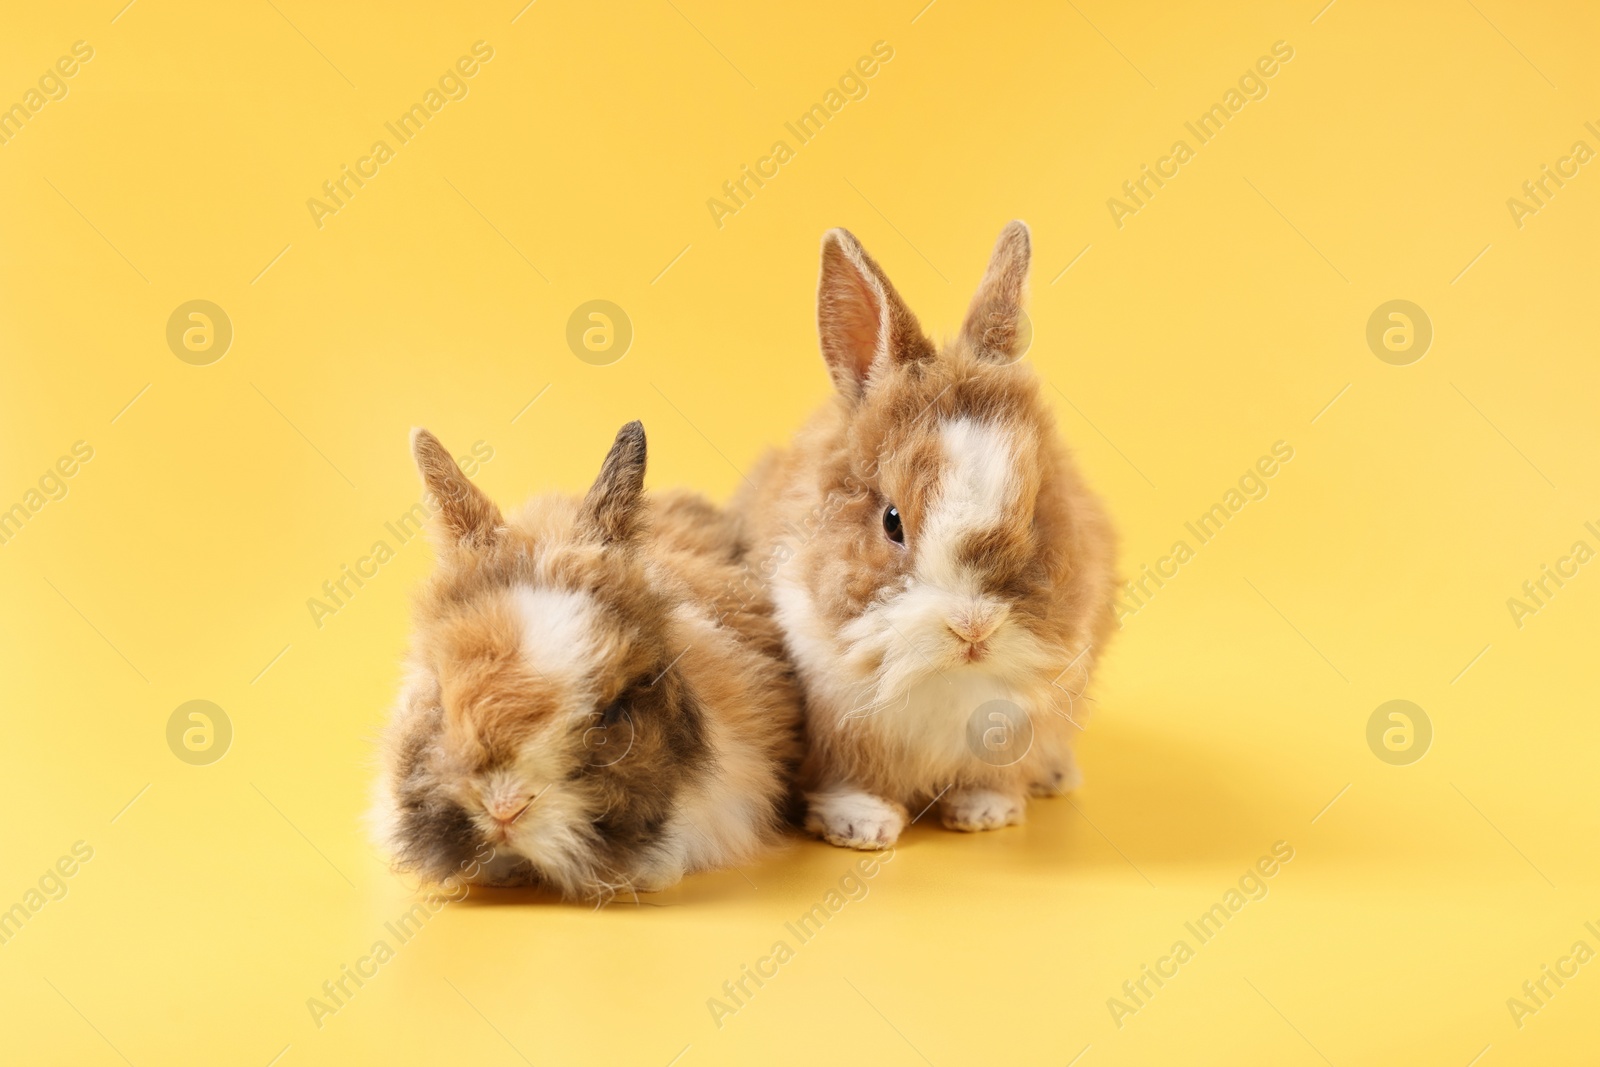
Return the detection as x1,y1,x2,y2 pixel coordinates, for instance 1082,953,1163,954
372,423,801,900
735,222,1117,847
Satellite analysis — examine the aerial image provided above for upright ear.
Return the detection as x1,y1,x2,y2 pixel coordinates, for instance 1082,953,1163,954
817,228,934,400
960,221,1031,363
412,428,503,547
578,421,648,546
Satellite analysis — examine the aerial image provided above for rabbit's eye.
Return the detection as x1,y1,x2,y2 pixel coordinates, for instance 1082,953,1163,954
882,505,905,545
584,697,638,770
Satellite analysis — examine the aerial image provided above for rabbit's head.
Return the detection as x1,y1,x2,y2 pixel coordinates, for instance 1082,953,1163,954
372,423,712,900
775,223,1115,729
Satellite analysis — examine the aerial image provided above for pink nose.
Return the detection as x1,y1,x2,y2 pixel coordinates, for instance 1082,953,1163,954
485,797,531,825
947,611,1002,646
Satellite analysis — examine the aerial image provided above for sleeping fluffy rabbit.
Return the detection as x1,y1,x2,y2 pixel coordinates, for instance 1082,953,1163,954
736,222,1117,849
371,422,801,900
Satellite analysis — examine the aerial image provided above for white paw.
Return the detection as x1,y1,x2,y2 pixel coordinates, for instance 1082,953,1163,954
1029,751,1083,797
630,859,685,894
941,788,1024,832
805,790,906,850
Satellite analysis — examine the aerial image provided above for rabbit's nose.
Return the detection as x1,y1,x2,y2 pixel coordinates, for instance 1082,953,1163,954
486,795,533,825
946,606,1004,646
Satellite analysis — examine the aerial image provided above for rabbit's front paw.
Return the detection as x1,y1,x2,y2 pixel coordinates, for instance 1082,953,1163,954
805,789,906,850
941,788,1024,832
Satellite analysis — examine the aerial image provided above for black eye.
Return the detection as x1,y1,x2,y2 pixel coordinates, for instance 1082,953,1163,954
883,505,904,544
600,699,627,727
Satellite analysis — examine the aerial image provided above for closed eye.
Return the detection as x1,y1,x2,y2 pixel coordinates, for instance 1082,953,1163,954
596,672,656,726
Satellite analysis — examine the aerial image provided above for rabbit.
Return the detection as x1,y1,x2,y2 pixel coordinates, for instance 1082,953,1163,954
370,422,801,901
734,221,1117,850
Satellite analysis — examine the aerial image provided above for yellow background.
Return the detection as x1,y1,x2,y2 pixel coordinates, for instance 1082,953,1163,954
3,0,1597,1063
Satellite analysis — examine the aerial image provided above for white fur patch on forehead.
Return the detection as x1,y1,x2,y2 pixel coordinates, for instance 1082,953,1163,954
510,586,602,694
939,418,1018,515
916,418,1020,591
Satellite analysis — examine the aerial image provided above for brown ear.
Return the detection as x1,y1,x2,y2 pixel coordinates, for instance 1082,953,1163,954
412,428,502,547
817,228,934,399
960,221,1031,363
578,421,647,546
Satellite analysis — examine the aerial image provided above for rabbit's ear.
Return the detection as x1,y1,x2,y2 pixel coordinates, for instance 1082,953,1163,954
412,428,502,547
817,228,934,399
960,221,1031,363
578,421,648,546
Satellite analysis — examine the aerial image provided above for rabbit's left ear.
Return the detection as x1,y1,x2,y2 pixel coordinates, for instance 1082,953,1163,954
578,421,648,546
960,221,1031,363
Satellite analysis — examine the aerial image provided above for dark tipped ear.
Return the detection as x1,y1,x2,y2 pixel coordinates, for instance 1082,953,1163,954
960,221,1032,363
412,428,503,547
578,421,647,546
817,228,934,400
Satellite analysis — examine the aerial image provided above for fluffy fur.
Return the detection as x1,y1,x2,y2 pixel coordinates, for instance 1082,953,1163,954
735,222,1117,849
371,422,801,900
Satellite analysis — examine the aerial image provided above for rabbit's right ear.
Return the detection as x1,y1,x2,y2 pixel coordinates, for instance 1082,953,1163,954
412,428,502,547
578,421,648,546
817,229,934,400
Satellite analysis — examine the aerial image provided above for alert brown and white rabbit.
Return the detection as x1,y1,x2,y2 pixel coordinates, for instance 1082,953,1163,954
370,422,801,900
735,222,1117,850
